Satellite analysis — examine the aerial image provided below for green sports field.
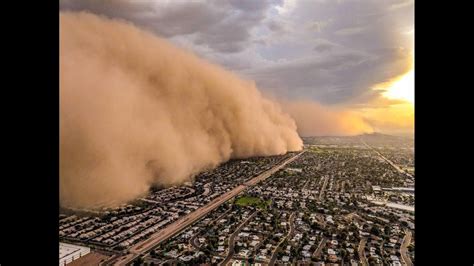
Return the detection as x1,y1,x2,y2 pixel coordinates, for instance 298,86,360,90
235,196,271,209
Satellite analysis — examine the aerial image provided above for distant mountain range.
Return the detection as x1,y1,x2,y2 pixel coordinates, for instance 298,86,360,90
359,132,414,140
301,132,413,139
301,132,414,146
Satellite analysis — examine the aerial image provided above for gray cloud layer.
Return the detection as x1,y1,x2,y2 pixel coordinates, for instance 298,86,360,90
60,0,413,105
60,0,276,54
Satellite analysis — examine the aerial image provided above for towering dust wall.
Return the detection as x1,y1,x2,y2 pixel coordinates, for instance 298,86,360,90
60,12,302,208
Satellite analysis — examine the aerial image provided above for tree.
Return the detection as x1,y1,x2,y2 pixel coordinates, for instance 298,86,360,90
340,249,347,262
311,222,319,230
384,225,391,235
339,231,347,241
133,256,144,266
370,226,381,236
248,257,255,265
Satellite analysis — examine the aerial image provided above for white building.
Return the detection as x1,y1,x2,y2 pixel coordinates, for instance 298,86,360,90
59,242,90,265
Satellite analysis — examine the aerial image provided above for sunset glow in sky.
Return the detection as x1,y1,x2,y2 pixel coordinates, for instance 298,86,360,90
61,0,414,136
382,69,414,104
368,50,414,135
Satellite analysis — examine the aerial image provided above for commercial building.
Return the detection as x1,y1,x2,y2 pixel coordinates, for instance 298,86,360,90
59,242,90,265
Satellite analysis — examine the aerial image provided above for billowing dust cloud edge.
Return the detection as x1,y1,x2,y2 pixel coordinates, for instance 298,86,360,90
60,12,303,209
280,100,374,137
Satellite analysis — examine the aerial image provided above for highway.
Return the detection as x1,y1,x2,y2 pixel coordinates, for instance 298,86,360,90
360,139,413,179
106,151,304,265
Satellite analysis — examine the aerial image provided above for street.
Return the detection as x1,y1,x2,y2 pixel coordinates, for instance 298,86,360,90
220,211,258,266
105,151,304,265
268,212,295,266
400,230,413,266
358,238,368,266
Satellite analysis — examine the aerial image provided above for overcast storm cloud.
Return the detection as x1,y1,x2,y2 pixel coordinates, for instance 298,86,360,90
60,12,303,208
60,0,413,106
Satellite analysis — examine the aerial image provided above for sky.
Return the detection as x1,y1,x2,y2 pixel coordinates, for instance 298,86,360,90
60,0,414,136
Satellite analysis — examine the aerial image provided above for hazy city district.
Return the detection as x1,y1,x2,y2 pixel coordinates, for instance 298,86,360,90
60,133,414,266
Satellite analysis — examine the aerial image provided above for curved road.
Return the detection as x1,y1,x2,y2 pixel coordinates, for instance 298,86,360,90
269,212,295,266
220,211,258,266
358,238,368,266
400,230,413,266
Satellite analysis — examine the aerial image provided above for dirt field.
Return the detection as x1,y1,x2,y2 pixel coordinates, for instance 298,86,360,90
67,251,109,266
